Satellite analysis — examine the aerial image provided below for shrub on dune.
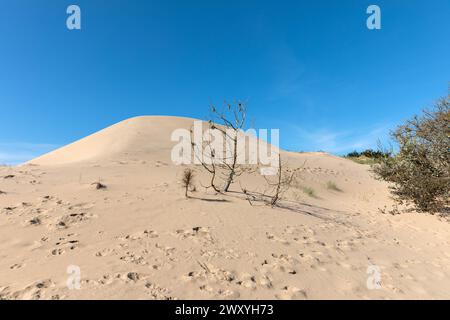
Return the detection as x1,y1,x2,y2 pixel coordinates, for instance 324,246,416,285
373,94,449,214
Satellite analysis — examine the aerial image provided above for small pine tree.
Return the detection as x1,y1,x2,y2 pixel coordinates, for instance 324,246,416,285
181,168,195,198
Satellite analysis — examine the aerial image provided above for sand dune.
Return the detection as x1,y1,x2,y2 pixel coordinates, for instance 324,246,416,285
1,116,449,300
29,116,197,165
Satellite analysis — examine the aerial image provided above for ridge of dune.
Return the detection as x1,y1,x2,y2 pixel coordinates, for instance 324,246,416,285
28,116,202,166
29,115,347,168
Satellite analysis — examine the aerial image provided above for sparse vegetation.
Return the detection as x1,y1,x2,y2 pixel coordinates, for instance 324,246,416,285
345,149,390,165
181,168,195,198
209,102,249,192
373,94,449,214
263,154,296,207
239,155,298,208
326,181,342,192
190,123,220,193
194,101,313,209
191,101,250,193
301,186,316,198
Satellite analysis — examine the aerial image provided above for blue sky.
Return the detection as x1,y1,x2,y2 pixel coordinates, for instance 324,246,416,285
1,0,449,164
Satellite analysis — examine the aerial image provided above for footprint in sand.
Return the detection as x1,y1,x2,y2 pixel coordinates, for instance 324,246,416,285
95,248,118,257
52,212,96,229
1,280,55,300
275,286,307,300
184,262,236,286
118,229,159,241
145,282,175,300
265,232,290,245
50,234,80,256
235,273,258,290
173,227,215,244
119,251,148,265
10,263,24,270
336,261,356,270
260,253,298,275
1,207,17,215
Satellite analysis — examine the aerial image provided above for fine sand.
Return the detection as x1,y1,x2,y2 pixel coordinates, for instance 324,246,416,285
0,116,449,300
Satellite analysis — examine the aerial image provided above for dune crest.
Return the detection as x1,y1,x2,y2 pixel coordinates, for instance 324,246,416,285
29,116,200,165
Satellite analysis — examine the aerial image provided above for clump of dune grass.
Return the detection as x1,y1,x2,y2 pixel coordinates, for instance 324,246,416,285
326,181,342,192
301,186,317,198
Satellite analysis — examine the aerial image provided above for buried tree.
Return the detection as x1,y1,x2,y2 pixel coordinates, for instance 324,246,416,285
209,101,248,192
373,93,450,214
191,101,249,192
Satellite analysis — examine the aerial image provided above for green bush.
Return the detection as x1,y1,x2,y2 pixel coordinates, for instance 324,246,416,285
373,94,449,214
346,149,389,159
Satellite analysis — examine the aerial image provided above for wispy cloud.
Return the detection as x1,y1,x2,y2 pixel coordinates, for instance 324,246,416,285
0,142,58,165
291,123,392,154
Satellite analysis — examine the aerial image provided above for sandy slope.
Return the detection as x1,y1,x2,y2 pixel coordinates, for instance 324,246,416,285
0,116,449,300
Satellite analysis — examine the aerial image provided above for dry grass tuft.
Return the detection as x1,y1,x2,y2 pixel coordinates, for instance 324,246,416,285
326,181,342,192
